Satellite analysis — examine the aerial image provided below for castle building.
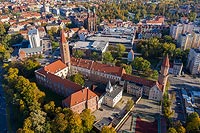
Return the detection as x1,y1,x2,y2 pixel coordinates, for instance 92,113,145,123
85,8,97,32
158,55,170,92
35,30,167,114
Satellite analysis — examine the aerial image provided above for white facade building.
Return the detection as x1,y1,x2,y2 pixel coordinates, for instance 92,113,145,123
170,24,183,40
103,81,123,108
28,29,41,48
187,48,200,74
192,31,200,48
178,33,193,50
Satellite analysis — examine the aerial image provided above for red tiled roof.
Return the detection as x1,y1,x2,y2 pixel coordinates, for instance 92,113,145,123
71,57,125,77
60,29,67,44
46,72,82,92
122,74,156,87
38,27,45,32
63,88,97,107
92,62,124,77
162,54,170,67
135,117,158,133
71,57,93,69
44,60,67,74
36,68,82,94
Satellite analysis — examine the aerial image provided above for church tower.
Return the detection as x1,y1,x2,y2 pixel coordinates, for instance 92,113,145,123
85,8,97,32
60,30,71,67
158,54,170,91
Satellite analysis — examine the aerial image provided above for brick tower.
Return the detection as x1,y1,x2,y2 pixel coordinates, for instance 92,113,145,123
85,8,97,32
158,54,170,91
60,30,71,67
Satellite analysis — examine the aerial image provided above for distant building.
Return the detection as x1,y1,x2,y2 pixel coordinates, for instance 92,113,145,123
28,29,41,48
192,31,200,48
170,24,183,40
84,8,97,32
173,60,183,76
187,48,200,74
18,47,43,60
178,33,193,50
70,41,109,60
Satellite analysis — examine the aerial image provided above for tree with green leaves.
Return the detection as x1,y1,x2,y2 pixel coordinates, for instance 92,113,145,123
91,52,99,61
168,127,177,133
101,126,116,133
186,112,200,132
80,109,95,132
132,57,151,72
102,51,114,64
51,113,68,132
188,12,197,22
116,44,126,57
0,23,6,36
52,41,59,49
162,43,176,57
73,50,85,58
69,73,85,86
121,64,132,74
67,112,83,133
126,99,134,112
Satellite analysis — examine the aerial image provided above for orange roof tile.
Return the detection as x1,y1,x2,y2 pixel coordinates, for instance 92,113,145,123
63,88,97,107
44,60,67,74
122,74,156,87
71,57,125,77
92,62,124,77
36,68,82,95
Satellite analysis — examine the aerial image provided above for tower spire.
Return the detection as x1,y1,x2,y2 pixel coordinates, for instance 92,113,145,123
60,29,67,44
158,54,170,92
59,29,71,66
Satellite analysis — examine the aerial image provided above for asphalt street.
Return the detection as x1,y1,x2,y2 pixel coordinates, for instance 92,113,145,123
0,66,8,132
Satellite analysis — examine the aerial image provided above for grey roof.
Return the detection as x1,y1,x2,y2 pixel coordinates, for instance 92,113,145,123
87,36,132,44
105,86,123,99
93,117,111,131
19,47,43,54
71,41,108,52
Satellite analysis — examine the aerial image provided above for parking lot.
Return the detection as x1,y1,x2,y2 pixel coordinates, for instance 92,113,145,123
93,104,121,121
170,88,186,123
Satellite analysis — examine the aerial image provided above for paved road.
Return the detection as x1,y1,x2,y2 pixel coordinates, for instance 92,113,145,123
168,74,200,123
0,66,8,132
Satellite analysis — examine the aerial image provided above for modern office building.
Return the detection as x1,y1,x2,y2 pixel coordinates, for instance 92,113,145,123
28,29,41,48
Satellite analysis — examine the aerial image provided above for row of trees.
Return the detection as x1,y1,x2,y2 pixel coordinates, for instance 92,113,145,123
94,1,198,23
3,63,98,132
132,57,158,79
168,112,200,133
137,37,189,66
0,23,23,60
